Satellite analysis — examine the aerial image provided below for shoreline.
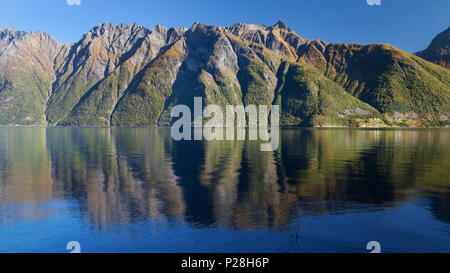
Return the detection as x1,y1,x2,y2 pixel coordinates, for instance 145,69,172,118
1,125,449,130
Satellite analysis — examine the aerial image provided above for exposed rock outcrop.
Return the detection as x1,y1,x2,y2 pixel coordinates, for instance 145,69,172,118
416,27,450,69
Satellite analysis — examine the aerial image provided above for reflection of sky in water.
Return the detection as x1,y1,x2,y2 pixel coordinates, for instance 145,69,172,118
0,127,449,253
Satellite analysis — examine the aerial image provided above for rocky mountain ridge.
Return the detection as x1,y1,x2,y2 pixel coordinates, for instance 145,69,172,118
416,27,449,69
0,21,449,127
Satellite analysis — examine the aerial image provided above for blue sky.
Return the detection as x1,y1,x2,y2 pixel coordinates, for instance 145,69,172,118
1,0,448,52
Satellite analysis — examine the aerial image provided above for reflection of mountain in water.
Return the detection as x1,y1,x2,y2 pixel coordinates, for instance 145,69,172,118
46,128,185,228
0,127,448,230
0,127,53,221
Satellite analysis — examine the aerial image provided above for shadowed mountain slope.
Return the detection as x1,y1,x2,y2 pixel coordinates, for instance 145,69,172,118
416,27,449,69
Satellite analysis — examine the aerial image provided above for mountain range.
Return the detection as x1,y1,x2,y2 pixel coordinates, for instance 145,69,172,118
0,21,449,127
416,27,449,69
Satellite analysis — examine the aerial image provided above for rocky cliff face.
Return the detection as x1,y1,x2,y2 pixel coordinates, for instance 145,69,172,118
0,22,449,127
0,28,64,124
416,27,449,69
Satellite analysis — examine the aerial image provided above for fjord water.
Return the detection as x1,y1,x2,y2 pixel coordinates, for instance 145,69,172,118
0,127,448,253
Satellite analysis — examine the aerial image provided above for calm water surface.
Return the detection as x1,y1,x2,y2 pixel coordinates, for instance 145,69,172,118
0,127,448,253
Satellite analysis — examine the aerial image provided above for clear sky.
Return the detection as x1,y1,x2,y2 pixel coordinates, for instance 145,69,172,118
1,0,449,53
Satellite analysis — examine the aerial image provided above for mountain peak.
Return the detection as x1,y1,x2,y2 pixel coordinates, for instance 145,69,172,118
191,22,205,30
154,24,168,34
416,26,450,69
82,22,151,42
89,22,147,33
0,27,27,40
0,27,28,48
0,27,18,33
273,20,290,30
